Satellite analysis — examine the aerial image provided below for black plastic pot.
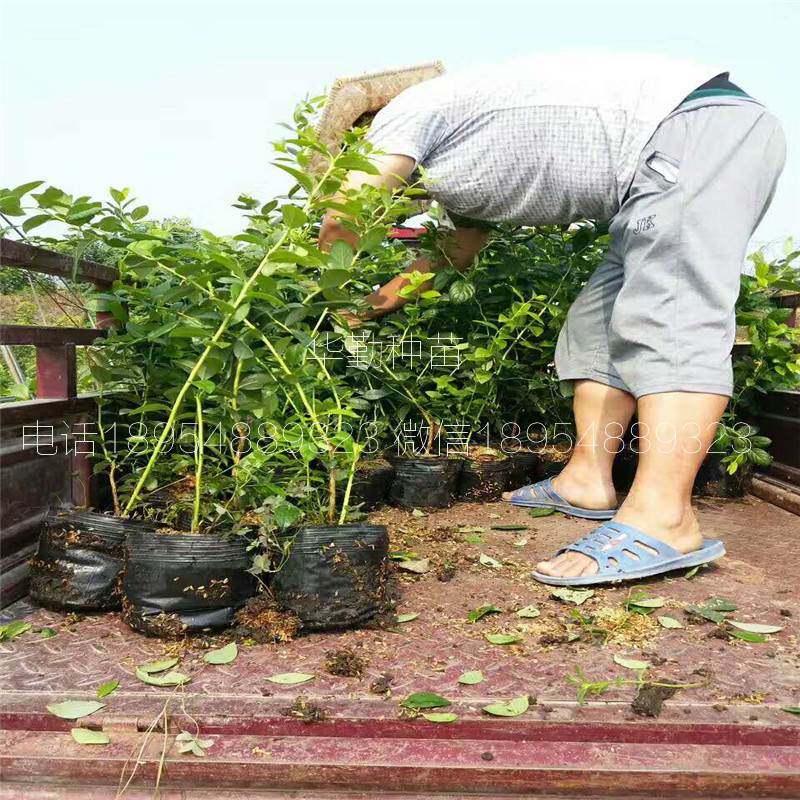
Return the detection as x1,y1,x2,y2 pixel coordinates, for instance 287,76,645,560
29,509,153,612
272,524,389,630
122,530,255,637
693,453,752,498
387,457,463,509
337,460,395,512
457,455,513,501
494,446,540,490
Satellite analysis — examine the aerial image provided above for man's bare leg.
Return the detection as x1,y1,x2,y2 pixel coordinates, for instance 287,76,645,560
536,391,728,579
503,379,635,509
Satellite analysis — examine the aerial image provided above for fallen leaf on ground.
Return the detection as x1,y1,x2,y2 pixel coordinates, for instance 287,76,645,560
96,680,119,699
551,588,594,606
137,658,179,674
458,670,484,685
47,700,105,720
479,553,502,569
485,633,522,645
71,728,110,745
204,642,238,664
728,621,783,634
135,668,190,687
657,616,684,629
613,655,650,671
400,692,451,710
516,605,540,619
266,672,314,685
468,604,502,623
483,695,529,717
422,712,458,723
396,613,419,624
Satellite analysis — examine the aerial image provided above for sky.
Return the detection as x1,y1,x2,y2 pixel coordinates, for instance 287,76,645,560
1,0,798,253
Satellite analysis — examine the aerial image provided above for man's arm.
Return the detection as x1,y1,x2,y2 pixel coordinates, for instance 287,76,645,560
318,154,490,323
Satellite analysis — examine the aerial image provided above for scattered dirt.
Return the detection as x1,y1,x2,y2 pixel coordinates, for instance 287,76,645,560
325,646,369,678
121,598,187,639
233,595,301,644
631,681,680,717
370,672,394,696
283,696,328,724
592,606,659,647
435,563,457,582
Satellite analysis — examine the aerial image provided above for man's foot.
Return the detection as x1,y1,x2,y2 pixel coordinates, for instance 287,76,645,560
501,465,617,510
534,500,703,579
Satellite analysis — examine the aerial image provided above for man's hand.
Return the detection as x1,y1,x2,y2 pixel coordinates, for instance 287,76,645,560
318,152,491,321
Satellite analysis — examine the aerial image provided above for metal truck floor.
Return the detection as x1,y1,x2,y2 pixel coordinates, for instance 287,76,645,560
2,495,799,798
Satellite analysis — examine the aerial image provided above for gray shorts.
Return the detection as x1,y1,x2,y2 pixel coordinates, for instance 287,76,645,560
555,96,786,398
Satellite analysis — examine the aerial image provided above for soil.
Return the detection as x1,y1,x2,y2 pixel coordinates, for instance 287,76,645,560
631,681,680,717
232,595,301,644
369,672,394,696
121,597,188,639
357,458,393,475
465,446,508,463
324,646,369,678
283,696,328,724
47,527,123,557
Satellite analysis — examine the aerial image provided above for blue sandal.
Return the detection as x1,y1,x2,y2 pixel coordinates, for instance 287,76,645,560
505,478,617,520
531,520,725,586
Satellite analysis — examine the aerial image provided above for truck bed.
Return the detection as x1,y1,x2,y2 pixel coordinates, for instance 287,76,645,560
2,495,799,798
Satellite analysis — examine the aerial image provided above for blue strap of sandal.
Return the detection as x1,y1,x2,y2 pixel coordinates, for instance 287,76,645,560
508,478,617,520
553,521,683,576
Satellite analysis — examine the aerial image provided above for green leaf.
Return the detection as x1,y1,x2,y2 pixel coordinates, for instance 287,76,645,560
96,680,119,699
422,712,458,723
396,613,419,624
266,672,314,685
728,621,783,634
39,627,57,638
400,692,451,710
517,605,540,619
484,633,521,645
47,700,105,720
137,658,179,674
457,670,484,685
479,553,502,569
483,695,529,717
729,630,768,643
705,597,737,613
467,604,502,623
657,616,684,629
490,524,527,531
71,728,110,745
627,597,665,609
319,268,351,290
204,643,238,664
231,303,251,324
687,605,726,624
613,655,650,670
233,338,254,359
328,239,353,270
782,707,800,715
281,205,307,228
0,621,32,641
22,213,53,233
462,534,484,544
135,668,190,687
528,507,555,518
551,588,594,606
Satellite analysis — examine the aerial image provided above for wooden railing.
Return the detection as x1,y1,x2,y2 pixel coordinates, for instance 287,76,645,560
0,238,119,605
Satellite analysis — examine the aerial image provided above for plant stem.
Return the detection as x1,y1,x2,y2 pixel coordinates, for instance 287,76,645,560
192,394,204,533
337,442,363,525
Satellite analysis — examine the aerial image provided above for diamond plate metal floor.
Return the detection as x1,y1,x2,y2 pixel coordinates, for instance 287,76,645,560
1,495,799,797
